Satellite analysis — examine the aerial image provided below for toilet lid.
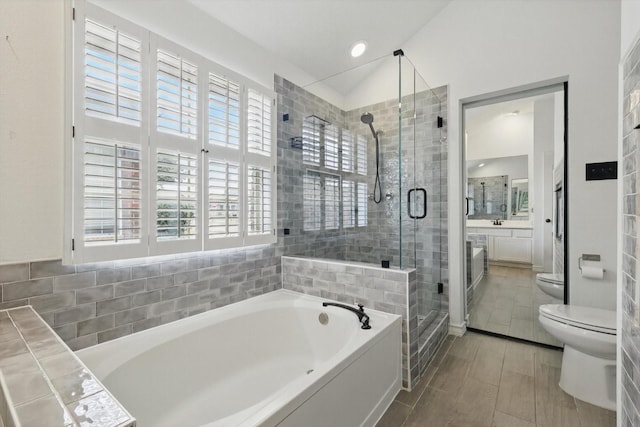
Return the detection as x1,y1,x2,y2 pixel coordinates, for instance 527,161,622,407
539,304,616,334
537,273,564,285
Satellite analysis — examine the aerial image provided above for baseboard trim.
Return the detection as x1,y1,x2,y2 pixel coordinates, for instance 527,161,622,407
449,322,467,336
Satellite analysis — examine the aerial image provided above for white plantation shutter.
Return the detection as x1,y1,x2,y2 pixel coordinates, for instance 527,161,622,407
244,86,276,245
155,151,198,241
304,174,321,231
342,180,355,228
302,116,321,166
71,4,149,264
70,4,276,263
83,139,142,244
207,160,241,243
84,19,142,125
324,176,340,230
247,89,272,156
150,36,202,255
247,166,272,237
357,182,368,227
357,134,368,176
341,130,354,173
324,125,339,170
208,73,240,149
156,49,198,139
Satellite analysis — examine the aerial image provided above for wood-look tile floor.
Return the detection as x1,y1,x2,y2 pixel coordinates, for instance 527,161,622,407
376,332,616,427
468,265,562,346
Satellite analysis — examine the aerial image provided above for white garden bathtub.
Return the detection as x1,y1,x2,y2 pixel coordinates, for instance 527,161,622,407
77,289,402,427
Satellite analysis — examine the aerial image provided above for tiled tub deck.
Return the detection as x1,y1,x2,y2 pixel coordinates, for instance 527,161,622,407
0,307,134,427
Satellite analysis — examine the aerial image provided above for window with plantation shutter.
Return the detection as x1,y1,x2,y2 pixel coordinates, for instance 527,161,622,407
357,182,368,227
247,166,272,236
325,176,340,230
208,160,240,239
208,73,240,149
156,49,198,139
356,134,368,176
303,174,322,232
324,125,339,170
342,180,355,228
247,89,272,156
69,3,276,264
83,139,142,244
84,19,142,125
341,130,354,173
156,151,198,240
302,116,321,166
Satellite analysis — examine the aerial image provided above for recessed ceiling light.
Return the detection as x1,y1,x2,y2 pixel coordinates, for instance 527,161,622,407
350,41,367,58
507,110,520,116
478,163,485,168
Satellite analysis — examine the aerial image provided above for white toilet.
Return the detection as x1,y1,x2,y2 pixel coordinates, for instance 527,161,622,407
535,273,564,300
538,304,616,410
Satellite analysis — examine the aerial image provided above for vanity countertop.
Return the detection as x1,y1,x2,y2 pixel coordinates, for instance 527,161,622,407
466,220,533,230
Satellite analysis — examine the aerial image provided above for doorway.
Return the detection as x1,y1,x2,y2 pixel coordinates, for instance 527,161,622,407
463,83,567,347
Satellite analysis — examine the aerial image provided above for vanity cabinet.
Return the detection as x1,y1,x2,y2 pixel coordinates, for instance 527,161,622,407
468,226,532,264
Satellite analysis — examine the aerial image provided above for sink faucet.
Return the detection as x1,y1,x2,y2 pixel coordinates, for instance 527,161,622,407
493,218,503,226
322,302,372,329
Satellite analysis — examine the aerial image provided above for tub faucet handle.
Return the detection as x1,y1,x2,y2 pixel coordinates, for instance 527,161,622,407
357,303,365,312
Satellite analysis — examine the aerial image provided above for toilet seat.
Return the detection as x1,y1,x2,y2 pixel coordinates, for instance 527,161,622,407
536,273,564,285
539,304,616,335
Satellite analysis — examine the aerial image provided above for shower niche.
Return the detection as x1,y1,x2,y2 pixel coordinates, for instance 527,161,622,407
275,51,449,388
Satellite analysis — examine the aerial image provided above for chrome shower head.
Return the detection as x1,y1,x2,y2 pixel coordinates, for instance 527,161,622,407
360,112,377,138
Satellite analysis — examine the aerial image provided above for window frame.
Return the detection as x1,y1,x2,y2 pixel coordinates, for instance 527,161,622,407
66,1,276,264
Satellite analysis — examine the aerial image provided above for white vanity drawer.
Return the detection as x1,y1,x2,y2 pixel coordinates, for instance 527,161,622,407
484,228,512,237
512,229,533,238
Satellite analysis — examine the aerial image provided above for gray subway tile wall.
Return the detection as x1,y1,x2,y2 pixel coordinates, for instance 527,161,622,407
622,34,640,427
0,251,281,351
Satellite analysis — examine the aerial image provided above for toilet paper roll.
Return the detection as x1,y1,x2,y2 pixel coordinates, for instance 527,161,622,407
581,265,604,279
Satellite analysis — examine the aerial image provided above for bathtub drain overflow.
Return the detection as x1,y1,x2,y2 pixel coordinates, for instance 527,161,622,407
319,312,329,325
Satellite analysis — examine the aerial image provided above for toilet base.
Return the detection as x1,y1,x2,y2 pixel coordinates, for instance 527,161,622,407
559,346,616,411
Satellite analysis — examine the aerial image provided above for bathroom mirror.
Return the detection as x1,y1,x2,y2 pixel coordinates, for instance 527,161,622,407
466,155,528,221
511,178,529,219
466,175,508,220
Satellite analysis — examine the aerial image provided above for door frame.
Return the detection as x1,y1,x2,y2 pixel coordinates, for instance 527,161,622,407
461,79,569,325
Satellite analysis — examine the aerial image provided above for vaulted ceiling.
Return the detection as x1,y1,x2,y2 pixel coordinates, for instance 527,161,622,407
188,0,450,91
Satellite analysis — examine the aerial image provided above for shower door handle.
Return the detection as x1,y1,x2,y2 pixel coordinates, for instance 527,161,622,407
408,188,427,219
465,197,469,216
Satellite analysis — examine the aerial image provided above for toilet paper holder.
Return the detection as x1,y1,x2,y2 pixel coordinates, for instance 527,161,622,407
579,254,605,272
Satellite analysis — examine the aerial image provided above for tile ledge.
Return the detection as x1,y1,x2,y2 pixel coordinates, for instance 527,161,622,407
0,306,136,427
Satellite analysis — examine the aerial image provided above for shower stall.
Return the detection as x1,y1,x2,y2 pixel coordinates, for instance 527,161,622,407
276,52,448,385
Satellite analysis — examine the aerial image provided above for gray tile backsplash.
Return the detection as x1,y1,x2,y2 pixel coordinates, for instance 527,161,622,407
622,34,640,426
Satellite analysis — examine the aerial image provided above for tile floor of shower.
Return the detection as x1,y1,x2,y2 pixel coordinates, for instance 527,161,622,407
376,331,616,427
468,264,562,347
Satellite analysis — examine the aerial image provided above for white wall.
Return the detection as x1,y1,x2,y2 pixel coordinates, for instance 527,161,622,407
369,0,621,326
467,155,527,181
466,112,533,162
0,0,65,264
